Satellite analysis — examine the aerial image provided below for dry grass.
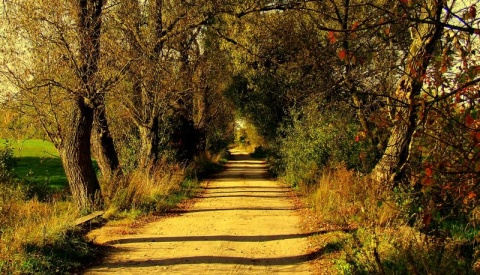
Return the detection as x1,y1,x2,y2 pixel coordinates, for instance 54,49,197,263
302,165,477,274
303,165,401,228
0,184,80,273
0,158,197,273
101,159,193,217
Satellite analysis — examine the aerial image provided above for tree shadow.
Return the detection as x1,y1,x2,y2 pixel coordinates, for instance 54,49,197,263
225,160,266,165
97,239,345,269
14,156,68,188
211,173,268,181
203,190,290,195
205,186,284,190
171,207,303,214
197,194,291,199
229,153,255,161
105,232,322,245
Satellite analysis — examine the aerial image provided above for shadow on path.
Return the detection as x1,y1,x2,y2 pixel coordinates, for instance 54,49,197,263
98,248,335,269
105,232,322,245
85,150,319,274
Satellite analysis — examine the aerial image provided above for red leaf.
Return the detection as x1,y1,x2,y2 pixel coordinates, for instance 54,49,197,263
352,21,359,30
455,93,461,103
475,132,480,143
425,167,433,177
470,5,477,19
466,114,475,127
338,50,347,60
327,31,336,43
423,214,432,227
440,65,447,73
467,191,476,200
422,176,432,186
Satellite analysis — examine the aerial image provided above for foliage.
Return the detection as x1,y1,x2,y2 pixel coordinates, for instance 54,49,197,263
250,146,269,159
278,102,378,187
20,231,99,275
343,227,477,274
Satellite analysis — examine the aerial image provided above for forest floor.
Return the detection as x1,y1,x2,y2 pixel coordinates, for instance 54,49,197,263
83,149,329,274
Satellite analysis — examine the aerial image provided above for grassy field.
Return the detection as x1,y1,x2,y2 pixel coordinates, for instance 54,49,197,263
0,139,68,189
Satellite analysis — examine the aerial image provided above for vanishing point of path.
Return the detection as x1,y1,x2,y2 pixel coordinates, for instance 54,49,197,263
84,149,315,274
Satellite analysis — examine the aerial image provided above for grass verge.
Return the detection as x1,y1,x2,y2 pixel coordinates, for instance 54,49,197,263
0,181,100,274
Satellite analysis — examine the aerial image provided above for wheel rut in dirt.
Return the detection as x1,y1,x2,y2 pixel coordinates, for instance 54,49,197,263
84,149,315,274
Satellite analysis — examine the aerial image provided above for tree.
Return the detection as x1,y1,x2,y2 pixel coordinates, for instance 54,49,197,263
0,0,113,210
370,0,478,186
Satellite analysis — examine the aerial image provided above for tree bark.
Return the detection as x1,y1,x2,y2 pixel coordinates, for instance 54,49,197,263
92,101,121,179
372,1,445,186
138,117,160,169
60,98,102,210
194,84,209,154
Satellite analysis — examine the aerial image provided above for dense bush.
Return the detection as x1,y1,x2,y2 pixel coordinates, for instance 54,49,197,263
277,103,378,187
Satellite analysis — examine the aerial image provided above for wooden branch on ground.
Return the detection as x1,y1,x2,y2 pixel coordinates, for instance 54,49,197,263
73,211,104,226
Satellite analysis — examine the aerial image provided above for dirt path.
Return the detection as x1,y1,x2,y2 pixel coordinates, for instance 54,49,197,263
84,149,315,274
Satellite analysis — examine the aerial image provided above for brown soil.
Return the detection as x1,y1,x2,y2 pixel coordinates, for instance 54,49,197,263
83,149,316,274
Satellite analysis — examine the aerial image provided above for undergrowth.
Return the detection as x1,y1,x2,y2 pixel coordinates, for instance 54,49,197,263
0,180,98,274
300,165,480,274
100,150,227,220
101,158,190,216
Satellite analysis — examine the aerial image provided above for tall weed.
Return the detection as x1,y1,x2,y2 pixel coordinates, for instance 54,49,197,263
304,165,400,228
0,182,97,274
101,158,196,216
305,165,479,274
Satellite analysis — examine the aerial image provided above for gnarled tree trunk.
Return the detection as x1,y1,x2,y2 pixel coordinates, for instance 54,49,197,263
92,101,121,179
60,98,101,210
58,0,105,209
372,0,445,186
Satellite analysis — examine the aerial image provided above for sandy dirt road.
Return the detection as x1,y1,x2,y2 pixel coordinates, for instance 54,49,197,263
84,149,315,274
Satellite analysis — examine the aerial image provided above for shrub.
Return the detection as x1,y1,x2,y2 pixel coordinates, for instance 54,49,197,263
305,164,479,274
250,146,269,159
0,140,16,182
277,103,377,187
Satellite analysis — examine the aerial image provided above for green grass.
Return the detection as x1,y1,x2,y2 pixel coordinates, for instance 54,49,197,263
0,139,68,189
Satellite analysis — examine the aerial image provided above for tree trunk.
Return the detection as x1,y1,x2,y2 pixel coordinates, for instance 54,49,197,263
138,117,160,169
59,0,105,209
193,85,208,154
92,102,121,179
371,1,444,186
60,98,102,210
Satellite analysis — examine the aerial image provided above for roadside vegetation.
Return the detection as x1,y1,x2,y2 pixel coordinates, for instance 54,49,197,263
0,139,228,274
